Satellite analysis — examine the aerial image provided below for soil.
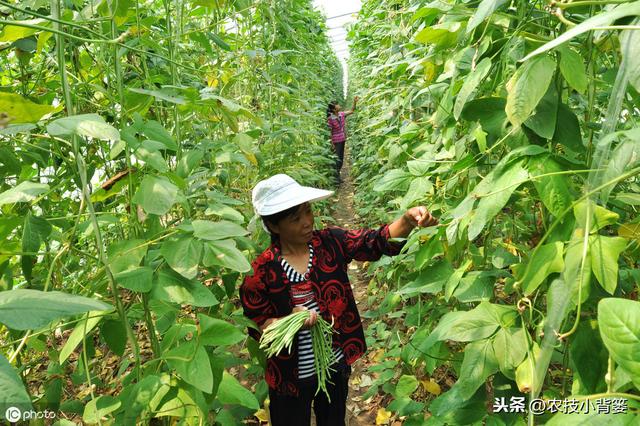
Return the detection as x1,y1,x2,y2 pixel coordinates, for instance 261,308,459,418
330,146,380,426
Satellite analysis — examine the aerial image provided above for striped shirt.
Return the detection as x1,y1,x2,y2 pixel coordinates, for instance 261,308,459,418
327,112,346,143
280,244,344,379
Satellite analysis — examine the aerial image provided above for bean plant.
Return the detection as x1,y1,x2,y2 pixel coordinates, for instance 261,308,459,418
0,0,341,424
348,0,640,424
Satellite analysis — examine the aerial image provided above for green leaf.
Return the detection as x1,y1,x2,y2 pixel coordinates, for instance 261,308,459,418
598,298,640,389
200,93,243,113
553,103,583,152
518,242,564,294
83,395,121,424
164,342,213,393
429,386,486,423
467,0,507,34
569,320,607,394
574,200,618,232
161,236,203,279
114,267,153,293
132,175,179,216
190,32,213,54
121,374,168,422
454,270,497,303
590,235,626,294
395,375,419,398
454,339,499,399
506,55,556,127
21,213,51,281
141,120,177,151
192,220,248,241
414,237,444,270
528,156,574,217
0,92,61,124
600,133,640,201
128,88,187,105
153,384,203,418
468,159,529,240
428,302,512,343
373,169,412,192
60,312,105,363
0,289,112,330
107,239,147,274
47,114,120,142
521,1,640,61
211,33,232,51
0,124,36,136
0,181,49,206
396,260,453,296
387,397,424,417
198,314,245,346
202,240,250,273
563,239,592,304
444,259,472,301
547,411,638,426
151,267,218,307
216,371,260,410
415,22,462,48
453,58,492,120
615,193,640,205
460,97,507,138
0,18,48,42
622,19,640,93
0,147,21,175
113,0,132,26
0,217,21,243
135,145,168,173
204,203,245,223
0,354,33,413
492,328,527,380
177,150,204,178
100,319,127,356
523,87,558,139
559,47,587,93
472,123,488,152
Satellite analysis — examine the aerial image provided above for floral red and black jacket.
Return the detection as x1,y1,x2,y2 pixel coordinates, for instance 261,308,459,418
239,225,404,396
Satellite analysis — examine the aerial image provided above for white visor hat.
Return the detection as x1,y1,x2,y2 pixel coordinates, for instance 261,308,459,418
252,174,334,216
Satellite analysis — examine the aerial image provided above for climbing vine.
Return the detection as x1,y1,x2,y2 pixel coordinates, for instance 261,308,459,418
0,0,340,424
348,0,640,424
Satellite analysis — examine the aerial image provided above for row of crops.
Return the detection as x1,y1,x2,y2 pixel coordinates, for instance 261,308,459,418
0,0,342,424
347,0,639,424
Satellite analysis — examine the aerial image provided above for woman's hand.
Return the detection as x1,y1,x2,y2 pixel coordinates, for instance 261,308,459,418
404,206,438,228
389,206,438,238
292,306,318,329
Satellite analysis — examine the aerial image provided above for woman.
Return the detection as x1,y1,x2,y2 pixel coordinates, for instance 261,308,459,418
240,174,438,426
327,96,358,181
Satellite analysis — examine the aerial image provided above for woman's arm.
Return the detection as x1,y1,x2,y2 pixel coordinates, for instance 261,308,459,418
388,206,438,238
344,96,359,116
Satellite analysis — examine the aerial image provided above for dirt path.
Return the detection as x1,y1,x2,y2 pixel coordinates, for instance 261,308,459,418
330,146,379,426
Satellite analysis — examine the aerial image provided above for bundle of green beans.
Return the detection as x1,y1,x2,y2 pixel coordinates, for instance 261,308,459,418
259,310,310,357
259,310,337,399
310,314,337,399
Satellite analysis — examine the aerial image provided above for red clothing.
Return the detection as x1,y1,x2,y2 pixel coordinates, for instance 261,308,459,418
240,225,404,396
327,112,347,143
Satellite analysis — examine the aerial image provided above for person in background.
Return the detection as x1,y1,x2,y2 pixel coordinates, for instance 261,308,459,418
327,96,358,183
240,173,438,426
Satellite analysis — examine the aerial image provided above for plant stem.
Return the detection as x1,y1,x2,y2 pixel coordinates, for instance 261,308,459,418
51,0,142,381
556,0,631,9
